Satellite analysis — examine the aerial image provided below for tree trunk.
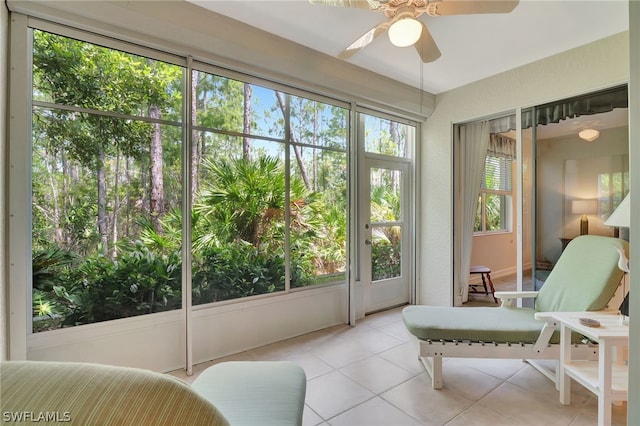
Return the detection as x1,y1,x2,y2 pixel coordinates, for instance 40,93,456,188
149,105,164,233
111,149,120,257
48,150,63,245
275,91,310,190
243,83,253,160
125,157,131,238
97,146,108,252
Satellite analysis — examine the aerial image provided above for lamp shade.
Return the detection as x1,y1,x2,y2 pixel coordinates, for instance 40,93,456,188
388,18,422,47
571,199,597,215
604,194,630,228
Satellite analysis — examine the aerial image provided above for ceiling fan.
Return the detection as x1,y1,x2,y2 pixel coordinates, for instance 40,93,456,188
309,0,519,63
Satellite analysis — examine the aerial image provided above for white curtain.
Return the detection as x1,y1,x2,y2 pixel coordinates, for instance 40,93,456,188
455,121,490,304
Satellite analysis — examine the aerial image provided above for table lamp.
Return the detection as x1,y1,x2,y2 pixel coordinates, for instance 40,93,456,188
604,194,630,324
604,194,630,239
571,199,598,235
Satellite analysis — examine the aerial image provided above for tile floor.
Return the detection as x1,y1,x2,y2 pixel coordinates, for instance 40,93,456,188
169,300,627,425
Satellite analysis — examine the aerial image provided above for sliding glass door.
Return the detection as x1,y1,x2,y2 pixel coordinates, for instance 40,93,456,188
528,86,628,294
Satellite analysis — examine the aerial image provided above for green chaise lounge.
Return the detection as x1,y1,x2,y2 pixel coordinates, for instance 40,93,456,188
402,235,628,389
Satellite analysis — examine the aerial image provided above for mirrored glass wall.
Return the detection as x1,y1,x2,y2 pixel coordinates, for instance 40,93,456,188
454,85,628,305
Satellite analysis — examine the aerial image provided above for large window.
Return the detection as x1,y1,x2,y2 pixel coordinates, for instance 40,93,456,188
474,154,513,233
31,30,348,330
32,30,185,331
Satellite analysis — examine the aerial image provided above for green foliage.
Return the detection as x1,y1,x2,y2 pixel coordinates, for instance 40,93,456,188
33,248,78,291
32,243,181,331
194,155,291,247
192,242,284,304
371,228,401,281
57,242,181,326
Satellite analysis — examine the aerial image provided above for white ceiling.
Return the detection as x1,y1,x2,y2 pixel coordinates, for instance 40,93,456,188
188,0,629,95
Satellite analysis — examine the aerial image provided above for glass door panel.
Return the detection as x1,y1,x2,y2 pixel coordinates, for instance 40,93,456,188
364,160,409,313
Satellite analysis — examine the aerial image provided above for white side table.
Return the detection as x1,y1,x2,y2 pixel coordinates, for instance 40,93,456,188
536,312,628,426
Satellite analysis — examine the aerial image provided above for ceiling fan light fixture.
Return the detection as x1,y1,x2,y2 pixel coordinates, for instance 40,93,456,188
578,128,600,142
388,17,422,47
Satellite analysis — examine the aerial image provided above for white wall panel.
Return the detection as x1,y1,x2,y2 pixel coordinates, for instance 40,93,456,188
27,285,347,372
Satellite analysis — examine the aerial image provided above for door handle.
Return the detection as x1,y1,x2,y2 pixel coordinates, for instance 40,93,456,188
364,239,372,245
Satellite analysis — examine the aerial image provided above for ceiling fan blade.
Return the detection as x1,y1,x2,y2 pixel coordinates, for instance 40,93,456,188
414,21,441,63
338,22,389,60
426,0,519,16
308,0,383,10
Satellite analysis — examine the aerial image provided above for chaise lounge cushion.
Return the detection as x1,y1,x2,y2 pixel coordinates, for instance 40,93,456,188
402,305,555,344
192,361,307,426
534,235,626,313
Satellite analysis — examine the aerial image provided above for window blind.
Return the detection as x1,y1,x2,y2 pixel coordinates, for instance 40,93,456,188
481,155,512,192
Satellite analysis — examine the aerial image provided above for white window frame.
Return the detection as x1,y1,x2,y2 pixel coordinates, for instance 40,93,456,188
475,153,513,235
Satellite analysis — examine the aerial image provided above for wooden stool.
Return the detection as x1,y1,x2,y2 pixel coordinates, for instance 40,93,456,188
469,265,497,303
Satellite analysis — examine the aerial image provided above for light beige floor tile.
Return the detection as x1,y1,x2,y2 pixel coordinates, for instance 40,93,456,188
306,371,375,419
250,336,308,359
437,363,503,401
339,355,415,394
505,360,562,394
570,399,627,426
303,324,376,353
329,397,422,426
357,307,405,329
377,341,426,375
381,373,474,425
165,296,628,426
302,404,325,426
310,337,378,369
506,362,596,404
347,327,406,354
445,404,527,426
378,319,412,342
477,381,585,426
264,351,333,380
286,325,352,352
445,357,528,382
